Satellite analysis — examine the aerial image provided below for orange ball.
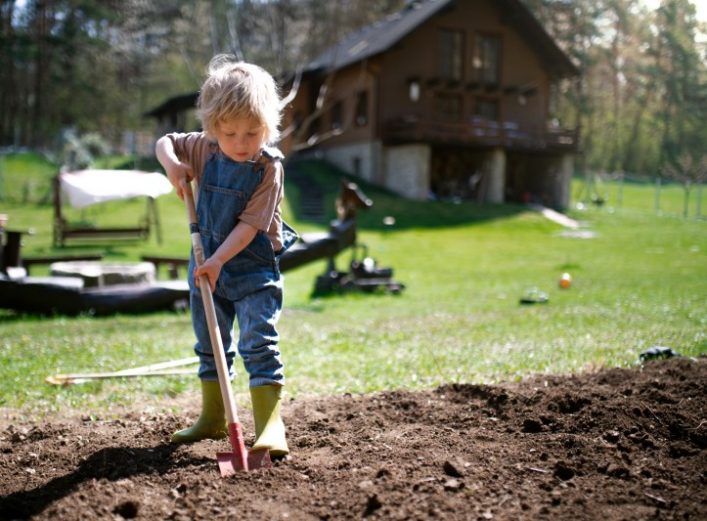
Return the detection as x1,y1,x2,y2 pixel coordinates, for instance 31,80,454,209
559,273,572,289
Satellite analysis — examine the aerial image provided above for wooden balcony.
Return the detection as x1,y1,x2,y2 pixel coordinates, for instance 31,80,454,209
381,117,578,152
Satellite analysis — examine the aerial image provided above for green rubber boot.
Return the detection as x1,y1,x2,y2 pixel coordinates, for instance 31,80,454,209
171,380,227,443
250,385,289,457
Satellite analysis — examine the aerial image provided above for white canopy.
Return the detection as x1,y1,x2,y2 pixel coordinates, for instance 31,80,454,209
60,169,173,209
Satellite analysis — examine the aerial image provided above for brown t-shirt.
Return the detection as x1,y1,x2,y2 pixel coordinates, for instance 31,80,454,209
166,132,286,251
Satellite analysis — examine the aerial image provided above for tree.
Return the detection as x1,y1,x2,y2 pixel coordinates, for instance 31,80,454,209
3,0,701,175
526,0,706,178
653,0,707,170
0,0,153,147
1,0,409,149
0,1,20,145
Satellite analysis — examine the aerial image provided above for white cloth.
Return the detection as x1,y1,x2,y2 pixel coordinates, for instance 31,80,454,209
60,169,173,208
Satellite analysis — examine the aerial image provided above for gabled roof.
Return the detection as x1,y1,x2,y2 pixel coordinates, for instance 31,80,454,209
143,92,198,119
306,0,578,78
307,0,454,73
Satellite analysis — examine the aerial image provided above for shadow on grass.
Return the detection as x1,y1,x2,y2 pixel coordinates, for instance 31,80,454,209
284,158,527,231
0,309,47,323
0,443,208,520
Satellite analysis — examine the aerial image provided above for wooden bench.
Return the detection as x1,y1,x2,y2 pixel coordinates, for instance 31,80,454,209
22,254,104,275
0,221,103,276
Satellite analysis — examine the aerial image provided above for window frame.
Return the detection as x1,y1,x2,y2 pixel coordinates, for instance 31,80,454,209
437,28,465,82
434,91,464,122
474,97,499,121
354,90,369,127
331,100,343,130
472,32,501,86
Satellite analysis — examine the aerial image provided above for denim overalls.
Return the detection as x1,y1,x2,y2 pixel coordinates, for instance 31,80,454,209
188,148,297,387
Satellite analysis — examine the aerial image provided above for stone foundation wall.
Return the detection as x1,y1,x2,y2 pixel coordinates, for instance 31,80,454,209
310,142,573,209
322,141,382,184
382,144,431,200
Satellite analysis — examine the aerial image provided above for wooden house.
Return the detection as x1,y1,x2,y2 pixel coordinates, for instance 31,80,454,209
144,92,199,137
281,0,579,209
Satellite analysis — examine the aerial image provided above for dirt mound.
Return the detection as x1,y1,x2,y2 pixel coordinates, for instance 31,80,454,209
1,358,705,520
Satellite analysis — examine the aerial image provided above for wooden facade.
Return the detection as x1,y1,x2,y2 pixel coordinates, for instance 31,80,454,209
281,0,579,209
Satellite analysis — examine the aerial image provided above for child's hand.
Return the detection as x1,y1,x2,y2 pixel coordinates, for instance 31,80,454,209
166,161,193,200
194,257,224,293
155,136,193,200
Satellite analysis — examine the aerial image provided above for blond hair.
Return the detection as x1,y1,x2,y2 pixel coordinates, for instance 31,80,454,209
197,55,281,144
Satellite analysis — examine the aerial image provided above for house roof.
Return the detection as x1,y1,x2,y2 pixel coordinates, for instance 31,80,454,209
307,0,453,72
143,92,198,119
306,0,578,79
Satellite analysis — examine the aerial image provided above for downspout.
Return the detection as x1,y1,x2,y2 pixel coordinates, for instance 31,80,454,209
372,60,384,186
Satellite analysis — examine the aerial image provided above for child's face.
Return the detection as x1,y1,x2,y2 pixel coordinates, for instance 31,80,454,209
214,117,266,162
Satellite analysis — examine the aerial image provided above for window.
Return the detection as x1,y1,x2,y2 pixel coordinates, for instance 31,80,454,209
354,91,368,126
434,93,462,121
549,82,559,115
475,98,498,121
473,34,500,84
331,101,343,130
352,157,361,176
409,80,421,102
438,29,464,81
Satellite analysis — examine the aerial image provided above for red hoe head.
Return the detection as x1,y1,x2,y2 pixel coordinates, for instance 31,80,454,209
216,423,272,476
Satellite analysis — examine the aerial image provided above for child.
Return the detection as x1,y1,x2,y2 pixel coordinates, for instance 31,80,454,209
155,55,297,457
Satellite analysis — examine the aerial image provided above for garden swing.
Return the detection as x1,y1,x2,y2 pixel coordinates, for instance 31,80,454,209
53,169,173,247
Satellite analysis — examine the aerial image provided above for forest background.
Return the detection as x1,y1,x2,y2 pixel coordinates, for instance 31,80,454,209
0,0,705,179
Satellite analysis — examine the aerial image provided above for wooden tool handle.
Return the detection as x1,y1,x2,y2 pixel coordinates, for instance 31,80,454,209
183,181,198,223
183,181,241,426
183,182,207,266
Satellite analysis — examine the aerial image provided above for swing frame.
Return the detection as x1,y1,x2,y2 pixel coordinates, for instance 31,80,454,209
52,173,163,247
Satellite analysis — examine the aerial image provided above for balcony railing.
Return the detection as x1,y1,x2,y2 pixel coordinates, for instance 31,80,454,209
382,116,578,151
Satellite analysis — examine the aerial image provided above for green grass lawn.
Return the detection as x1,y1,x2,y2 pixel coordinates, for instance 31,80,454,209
1,153,705,418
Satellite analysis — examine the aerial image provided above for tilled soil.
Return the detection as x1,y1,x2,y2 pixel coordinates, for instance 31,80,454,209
0,357,705,520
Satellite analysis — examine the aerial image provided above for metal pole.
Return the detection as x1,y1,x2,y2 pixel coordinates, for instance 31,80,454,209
696,184,702,219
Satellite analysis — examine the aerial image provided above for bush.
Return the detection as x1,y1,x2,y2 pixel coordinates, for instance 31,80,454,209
61,131,112,171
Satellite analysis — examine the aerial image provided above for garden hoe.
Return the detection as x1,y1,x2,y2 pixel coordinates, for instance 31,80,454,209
183,181,272,476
